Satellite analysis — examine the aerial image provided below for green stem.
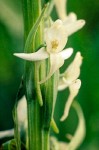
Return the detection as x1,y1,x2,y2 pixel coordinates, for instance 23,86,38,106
25,63,42,150
22,0,59,149
42,130,49,150
22,0,44,150
27,98,42,150
22,0,41,41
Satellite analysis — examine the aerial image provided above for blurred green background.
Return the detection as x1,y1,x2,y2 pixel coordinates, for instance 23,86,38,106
0,0,99,149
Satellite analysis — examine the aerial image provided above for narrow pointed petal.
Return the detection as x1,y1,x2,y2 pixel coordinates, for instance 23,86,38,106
60,94,74,121
60,79,81,121
64,20,85,36
0,129,14,139
14,47,49,61
39,53,64,84
60,48,73,60
58,77,69,91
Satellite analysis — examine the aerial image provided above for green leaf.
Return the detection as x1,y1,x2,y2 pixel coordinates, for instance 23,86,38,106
2,139,26,150
24,4,48,52
43,70,59,130
44,0,54,19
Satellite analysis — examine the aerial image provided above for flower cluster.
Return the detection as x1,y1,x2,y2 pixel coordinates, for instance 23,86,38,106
13,0,85,149
0,1,86,150
14,0,85,119
14,1,85,84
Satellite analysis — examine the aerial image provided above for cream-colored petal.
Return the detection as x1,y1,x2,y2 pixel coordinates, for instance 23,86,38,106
14,47,49,61
64,20,85,36
54,0,67,20
0,129,14,139
17,96,27,128
58,77,68,91
60,48,73,60
39,53,64,84
51,19,63,28
59,142,68,149
68,12,77,22
64,52,82,83
63,12,77,25
58,52,82,91
60,79,81,121
58,77,71,91
69,79,81,96
45,20,68,53
58,48,73,90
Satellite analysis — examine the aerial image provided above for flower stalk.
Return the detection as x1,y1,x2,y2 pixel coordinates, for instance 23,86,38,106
22,0,59,150
22,0,44,149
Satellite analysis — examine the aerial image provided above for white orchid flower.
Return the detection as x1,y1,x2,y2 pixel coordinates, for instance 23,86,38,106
58,52,82,91
14,20,73,83
54,0,85,36
60,79,81,121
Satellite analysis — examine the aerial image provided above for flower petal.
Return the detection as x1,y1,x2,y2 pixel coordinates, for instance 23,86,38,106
60,48,73,60
64,52,82,82
17,96,27,127
54,0,67,20
63,12,77,24
64,20,85,36
45,20,68,53
58,52,82,91
69,79,81,96
60,79,81,121
0,129,14,139
58,77,70,91
39,53,64,84
67,12,77,22
14,47,49,61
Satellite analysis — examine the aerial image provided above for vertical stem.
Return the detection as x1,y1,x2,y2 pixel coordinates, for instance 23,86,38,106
27,98,42,150
22,0,58,150
22,0,42,42
22,0,43,150
42,130,49,150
